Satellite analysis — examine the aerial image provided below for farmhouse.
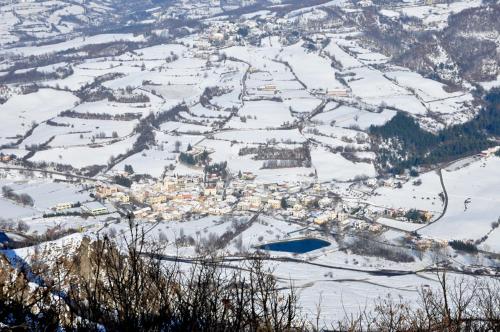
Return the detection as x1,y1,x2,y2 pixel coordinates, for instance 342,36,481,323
0,155,12,162
422,210,433,222
325,88,350,97
52,202,73,211
257,84,277,92
480,146,500,157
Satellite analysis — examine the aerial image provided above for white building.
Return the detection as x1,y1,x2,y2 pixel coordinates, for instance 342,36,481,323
82,202,108,216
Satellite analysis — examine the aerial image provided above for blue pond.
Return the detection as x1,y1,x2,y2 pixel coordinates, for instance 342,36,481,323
258,238,330,254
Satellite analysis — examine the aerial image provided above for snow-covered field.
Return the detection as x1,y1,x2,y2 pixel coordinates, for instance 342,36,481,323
29,135,139,168
396,0,483,30
421,157,500,251
370,171,443,213
313,105,396,130
225,100,295,129
214,129,306,144
311,146,376,182
0,89,78,145
281,42,345,91
5,33,146,57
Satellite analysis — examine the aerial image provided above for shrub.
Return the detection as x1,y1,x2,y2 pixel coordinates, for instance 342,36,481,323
449,240,478,253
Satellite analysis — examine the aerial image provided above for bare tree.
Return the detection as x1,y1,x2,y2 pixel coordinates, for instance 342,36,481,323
174,140,182,153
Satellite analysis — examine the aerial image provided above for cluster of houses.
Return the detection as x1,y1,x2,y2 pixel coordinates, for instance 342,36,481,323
128,175,232,221
195,8,346,50
45,165,434,237
383,208,433,223
39,166,449,255
74,172,353,226
234,181,348,222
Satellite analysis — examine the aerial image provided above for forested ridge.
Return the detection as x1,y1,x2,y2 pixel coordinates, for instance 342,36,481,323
370,88,500,174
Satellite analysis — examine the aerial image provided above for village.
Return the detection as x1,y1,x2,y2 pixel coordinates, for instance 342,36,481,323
37,145,500,232
46,154,439,248
0,139,446,251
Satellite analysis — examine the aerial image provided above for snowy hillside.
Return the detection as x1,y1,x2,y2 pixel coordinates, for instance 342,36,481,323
0,0,498,327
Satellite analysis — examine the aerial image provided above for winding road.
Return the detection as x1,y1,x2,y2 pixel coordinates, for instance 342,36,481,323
417,167,448,232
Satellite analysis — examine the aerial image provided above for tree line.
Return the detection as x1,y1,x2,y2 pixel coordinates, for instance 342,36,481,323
1,186,34,207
